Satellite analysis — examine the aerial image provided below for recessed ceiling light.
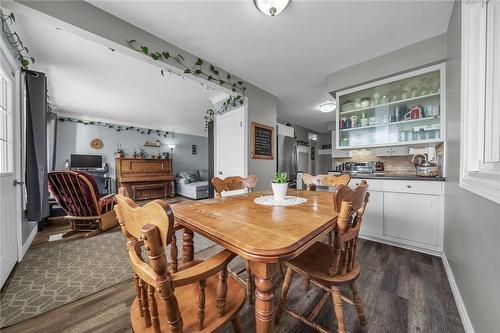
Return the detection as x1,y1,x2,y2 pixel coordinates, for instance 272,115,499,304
317,102,336,113
254,0,292,17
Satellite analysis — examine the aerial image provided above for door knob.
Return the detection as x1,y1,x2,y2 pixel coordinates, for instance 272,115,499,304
13,179,24,186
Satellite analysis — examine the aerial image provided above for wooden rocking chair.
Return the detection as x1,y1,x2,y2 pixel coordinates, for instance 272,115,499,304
115,193,245,332
47,170,118,238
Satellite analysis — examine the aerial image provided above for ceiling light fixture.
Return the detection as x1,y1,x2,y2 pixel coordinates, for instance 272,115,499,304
317,102,336,113
254,0,292,17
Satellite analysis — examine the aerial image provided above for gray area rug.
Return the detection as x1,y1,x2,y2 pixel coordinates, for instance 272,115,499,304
0,229,214,327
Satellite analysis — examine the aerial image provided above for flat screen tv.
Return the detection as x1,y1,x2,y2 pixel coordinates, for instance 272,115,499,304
70,154,102,168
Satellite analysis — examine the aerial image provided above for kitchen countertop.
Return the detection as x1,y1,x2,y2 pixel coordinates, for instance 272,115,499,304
327,171,446,181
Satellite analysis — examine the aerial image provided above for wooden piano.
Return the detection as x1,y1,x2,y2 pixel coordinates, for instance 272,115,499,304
115,158,175,201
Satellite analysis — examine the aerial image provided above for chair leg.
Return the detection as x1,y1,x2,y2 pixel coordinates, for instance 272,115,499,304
231,314,242,333
274,266,294,325
246,261,254,304
331,286,346,333
350,281,366,326
304,277,311,291
328,231,333,247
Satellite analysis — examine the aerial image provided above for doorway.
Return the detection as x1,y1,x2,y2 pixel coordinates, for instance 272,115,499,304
214,105,248,196
0,45,22,288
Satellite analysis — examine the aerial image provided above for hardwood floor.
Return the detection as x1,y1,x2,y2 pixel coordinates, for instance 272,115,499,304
1,240,464,333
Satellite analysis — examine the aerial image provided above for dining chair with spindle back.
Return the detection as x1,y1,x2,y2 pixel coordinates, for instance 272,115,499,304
302,173,351,246
211,175,257,304
275,181,370,333
115,192,245,333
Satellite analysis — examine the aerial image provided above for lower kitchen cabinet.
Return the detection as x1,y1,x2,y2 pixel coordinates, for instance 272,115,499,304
383,192,440,247
356,179,444,256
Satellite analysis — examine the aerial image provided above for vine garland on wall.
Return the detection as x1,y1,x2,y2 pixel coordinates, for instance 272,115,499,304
58,116,172,137
0,10,35,68
127,40,246,130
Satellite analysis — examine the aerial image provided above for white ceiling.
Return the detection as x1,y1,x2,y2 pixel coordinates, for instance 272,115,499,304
90,0,453,133
13,12,222,137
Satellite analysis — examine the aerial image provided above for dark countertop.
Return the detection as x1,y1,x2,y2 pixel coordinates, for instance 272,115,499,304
327,171,446,181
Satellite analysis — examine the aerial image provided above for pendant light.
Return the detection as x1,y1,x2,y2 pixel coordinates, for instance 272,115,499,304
254,0,292,17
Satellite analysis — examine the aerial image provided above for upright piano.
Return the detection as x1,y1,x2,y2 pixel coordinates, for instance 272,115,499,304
115,158,175,201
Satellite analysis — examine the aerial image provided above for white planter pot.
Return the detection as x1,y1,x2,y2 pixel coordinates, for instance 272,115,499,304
272,182,288,202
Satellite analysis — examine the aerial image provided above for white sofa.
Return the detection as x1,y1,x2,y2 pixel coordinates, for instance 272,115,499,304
175,169,209,199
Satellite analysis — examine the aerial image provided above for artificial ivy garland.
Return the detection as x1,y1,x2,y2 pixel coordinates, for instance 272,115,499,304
0,10,35,69
127,40,246,130
58,116,171,137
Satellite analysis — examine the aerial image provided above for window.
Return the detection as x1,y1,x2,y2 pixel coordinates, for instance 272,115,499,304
460,0,500,204
0,67,13,174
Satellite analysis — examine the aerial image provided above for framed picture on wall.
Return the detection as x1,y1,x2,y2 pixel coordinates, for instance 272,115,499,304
251,122,274,160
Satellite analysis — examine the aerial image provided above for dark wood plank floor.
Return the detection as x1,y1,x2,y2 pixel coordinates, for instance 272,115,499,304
2,240,464,333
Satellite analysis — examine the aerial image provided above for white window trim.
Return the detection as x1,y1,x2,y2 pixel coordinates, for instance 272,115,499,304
460,0,500,204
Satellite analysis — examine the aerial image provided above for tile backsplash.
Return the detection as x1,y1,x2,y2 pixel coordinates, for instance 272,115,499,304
334,144,445,175
335,150,416,173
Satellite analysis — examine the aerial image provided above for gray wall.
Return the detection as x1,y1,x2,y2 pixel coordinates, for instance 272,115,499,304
56,120,208,192
247,84,277,191
328,34,447,95
444,2,500,332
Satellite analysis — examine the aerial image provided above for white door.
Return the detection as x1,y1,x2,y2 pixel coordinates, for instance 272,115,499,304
0,52,21,288
215,106,247,196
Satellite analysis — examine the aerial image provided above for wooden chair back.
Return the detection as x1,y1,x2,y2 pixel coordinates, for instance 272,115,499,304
211,175,257,197
115,192,241,332
302,173,351,191
329,181,369,277
48,171,101,217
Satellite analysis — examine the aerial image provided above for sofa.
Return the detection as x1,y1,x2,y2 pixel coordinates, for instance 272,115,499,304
175,169,209,199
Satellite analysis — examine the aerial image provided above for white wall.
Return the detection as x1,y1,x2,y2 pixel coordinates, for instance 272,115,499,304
444,3,500,332
56,120,208,192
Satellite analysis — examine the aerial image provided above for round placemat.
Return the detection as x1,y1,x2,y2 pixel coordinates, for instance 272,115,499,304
254,195,307,206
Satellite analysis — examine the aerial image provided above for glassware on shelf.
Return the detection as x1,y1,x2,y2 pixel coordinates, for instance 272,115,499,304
360,113,368,127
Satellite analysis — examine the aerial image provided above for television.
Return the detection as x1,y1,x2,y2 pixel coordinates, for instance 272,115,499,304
70,154,102,169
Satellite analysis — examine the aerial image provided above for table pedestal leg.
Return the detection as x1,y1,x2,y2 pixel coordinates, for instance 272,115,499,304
182,228,194,264
250,262,278,333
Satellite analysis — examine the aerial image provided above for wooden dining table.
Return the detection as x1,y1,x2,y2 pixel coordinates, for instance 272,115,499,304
171,189,339,333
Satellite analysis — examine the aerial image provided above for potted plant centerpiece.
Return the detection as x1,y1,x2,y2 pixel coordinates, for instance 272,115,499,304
272,172,288,202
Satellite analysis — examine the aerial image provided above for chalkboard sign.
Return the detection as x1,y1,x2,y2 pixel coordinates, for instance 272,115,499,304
251,122,274,160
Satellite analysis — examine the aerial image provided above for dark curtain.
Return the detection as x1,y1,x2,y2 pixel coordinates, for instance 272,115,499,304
47,111,58,172
25,70,49,221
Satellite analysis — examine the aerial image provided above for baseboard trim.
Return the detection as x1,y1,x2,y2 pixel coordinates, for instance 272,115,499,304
359,234,442,257
20,225,37,260
442,253,475,333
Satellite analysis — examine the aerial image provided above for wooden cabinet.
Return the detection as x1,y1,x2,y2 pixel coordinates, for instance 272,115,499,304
354,178,444,256
116,158,175,201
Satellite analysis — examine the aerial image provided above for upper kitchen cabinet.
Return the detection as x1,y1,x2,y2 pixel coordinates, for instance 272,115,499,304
335,64,445,150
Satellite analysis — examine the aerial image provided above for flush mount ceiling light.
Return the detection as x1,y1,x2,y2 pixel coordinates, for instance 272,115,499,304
317,102,336,113
254,0,292,16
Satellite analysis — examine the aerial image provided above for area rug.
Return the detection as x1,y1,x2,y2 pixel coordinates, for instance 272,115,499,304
0,229,214,327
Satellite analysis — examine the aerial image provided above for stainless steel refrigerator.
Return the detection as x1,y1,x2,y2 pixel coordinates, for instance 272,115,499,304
277,135,297,182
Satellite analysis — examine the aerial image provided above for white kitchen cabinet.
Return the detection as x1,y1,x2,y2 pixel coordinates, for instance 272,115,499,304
373,146,409,157
335,63,445,150
390,146,410,156
331,131,351,158
383,192,440,247
360,190,383,236
354,178,444,256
